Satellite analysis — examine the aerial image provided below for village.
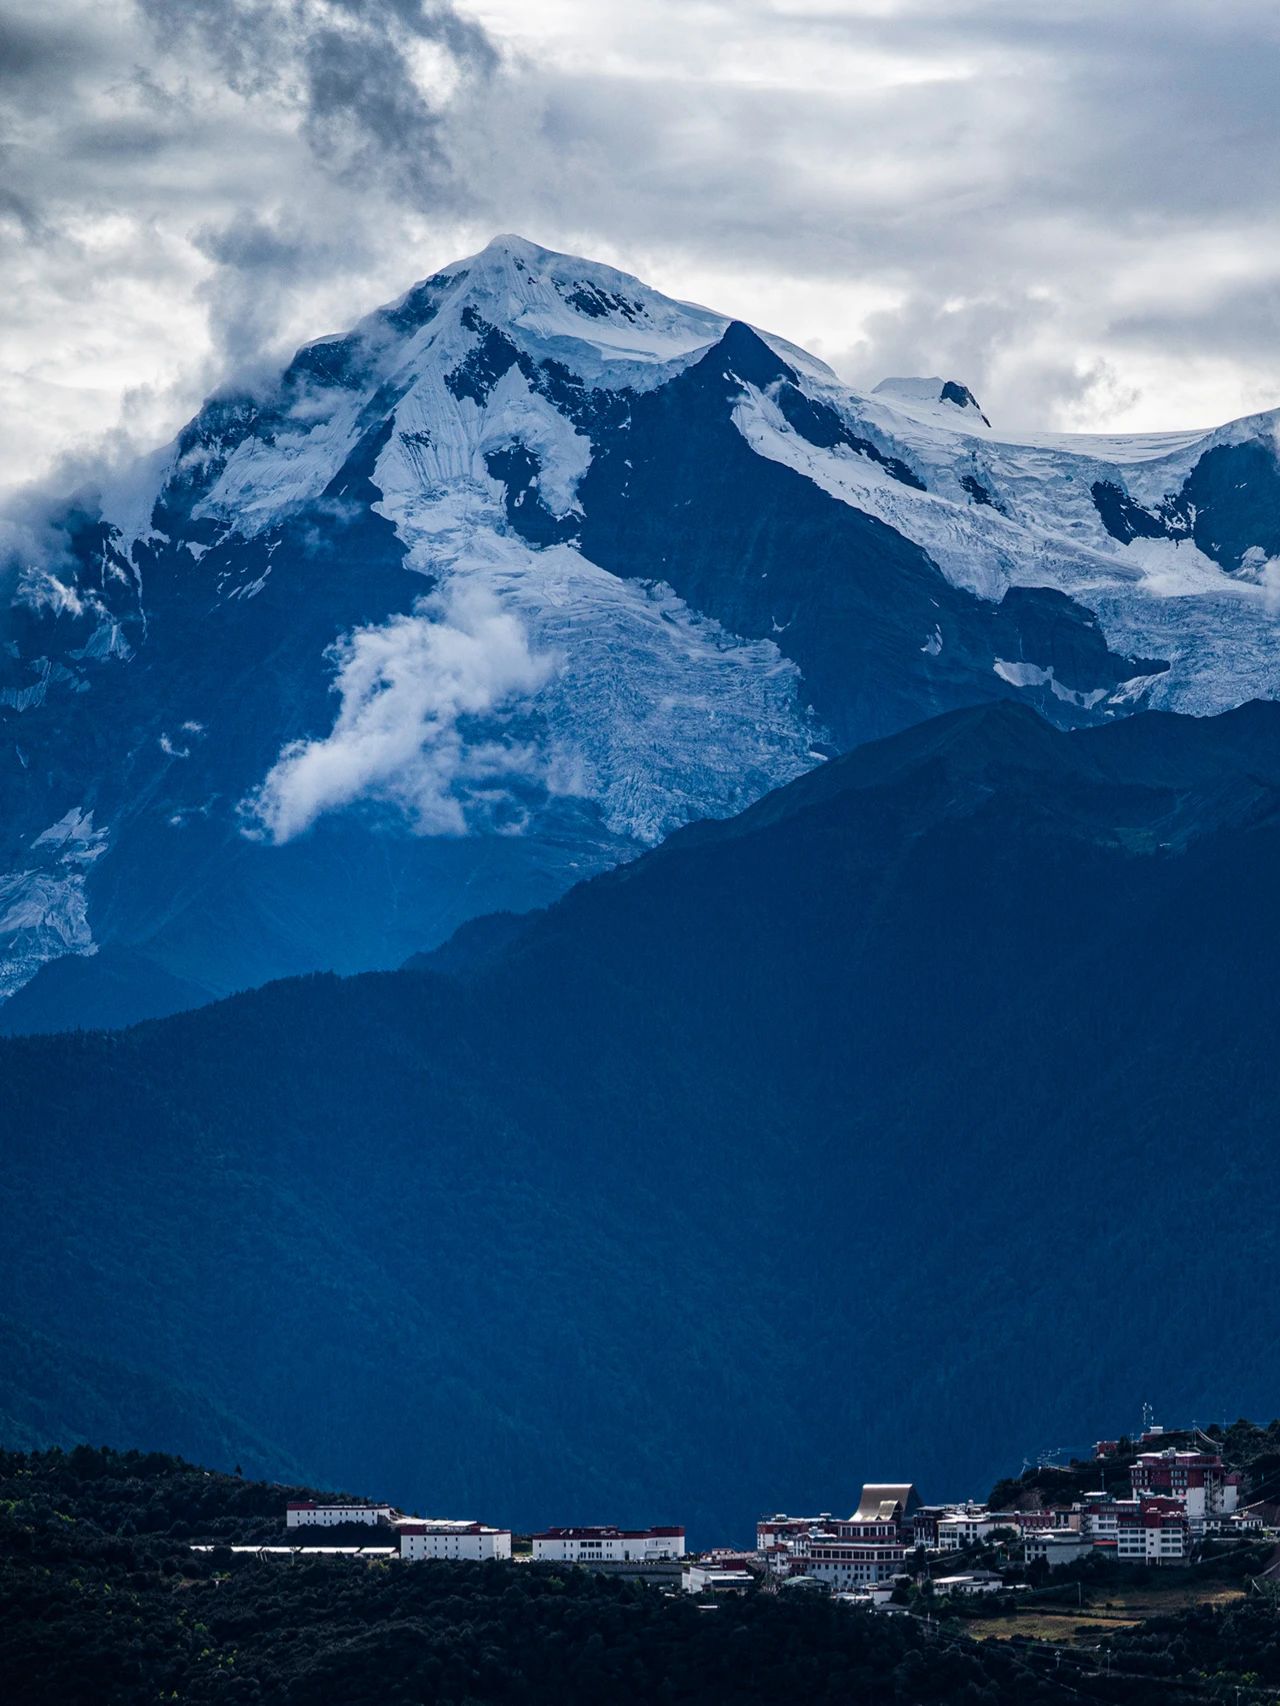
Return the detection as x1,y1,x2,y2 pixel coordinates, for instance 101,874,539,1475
197,1424,1278,1607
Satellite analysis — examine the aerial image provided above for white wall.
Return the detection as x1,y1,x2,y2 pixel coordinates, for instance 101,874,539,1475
684,1566,753,1593
532,1533,685,1563
286,1506,393,1529
400,1528,511,1562
937,1519,993,1551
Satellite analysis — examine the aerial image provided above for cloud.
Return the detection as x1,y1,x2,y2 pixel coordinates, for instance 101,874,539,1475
244,584,560,841
0,470,117,635
1235,547,1280,617
836,288,1143,437
4,0,1280,498
136,0,497,204
191,208,386,375
0,0,501,493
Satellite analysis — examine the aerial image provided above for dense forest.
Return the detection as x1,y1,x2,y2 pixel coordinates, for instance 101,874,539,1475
6,703,1280,1532
4,1447,1280,1704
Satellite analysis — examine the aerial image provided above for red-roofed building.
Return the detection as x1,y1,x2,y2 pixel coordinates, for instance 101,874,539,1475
797,1531,908,1588
758,1487,923,1588
1129,1450,1241,1531
1116,1498,1191,1564
1013,1508,1076,1534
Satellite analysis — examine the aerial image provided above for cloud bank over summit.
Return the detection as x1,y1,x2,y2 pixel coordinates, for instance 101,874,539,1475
4,0,1280,497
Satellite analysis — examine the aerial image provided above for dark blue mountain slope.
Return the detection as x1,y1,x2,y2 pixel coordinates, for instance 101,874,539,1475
3,701,1280,1539
0,1316,306,1483
7,237,1280,1040
572,324,1164,748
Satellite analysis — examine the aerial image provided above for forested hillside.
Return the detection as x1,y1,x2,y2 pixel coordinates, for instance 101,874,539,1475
4,1447,1280,1706
4,703,1280,1533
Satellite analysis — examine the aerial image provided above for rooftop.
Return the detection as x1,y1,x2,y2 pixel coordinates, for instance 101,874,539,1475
851,1484,922,1523
285,1501,392,1511
533,1526,685,1540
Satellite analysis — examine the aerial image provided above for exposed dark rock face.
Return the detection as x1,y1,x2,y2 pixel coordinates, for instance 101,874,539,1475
6,241,1277,1035
1093,441,1280,571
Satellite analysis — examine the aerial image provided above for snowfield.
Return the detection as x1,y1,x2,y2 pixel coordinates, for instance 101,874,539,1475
4,233,1280,1015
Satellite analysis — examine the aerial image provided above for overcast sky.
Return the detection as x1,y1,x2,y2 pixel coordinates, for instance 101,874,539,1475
3,0,1280,494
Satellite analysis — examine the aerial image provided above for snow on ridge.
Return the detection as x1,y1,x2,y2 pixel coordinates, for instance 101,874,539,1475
98,236,845,555
0,807,108,1000
732,371,1280,722
234,353,823,850
122,241,724,547
733,382,1028,601
993,658,1108,709
871,376,990,432
84,232,1280,567
61,237,1280,745
738,367,1272,607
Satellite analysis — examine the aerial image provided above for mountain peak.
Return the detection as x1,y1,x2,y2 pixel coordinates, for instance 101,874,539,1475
872,375,991,429
704,320,798,389
14,232,1280,1037
939,380,987,420
388,233,735,376
461,232,569,277
479,231,550,258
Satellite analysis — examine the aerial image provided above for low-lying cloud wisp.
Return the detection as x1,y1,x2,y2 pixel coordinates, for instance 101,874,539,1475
244,584,559,842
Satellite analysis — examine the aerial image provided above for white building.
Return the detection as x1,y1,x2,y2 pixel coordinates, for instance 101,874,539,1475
286,1502,395,1529
936,1509,1016,1551
933,1571,1006,1596
398,1520,512,1562
1023,1531,1094,1568
531,1526,686,1563
684,1564,754,1593
836,1581,898,1608
1114,1500,1189,1565
796,1534,907,1590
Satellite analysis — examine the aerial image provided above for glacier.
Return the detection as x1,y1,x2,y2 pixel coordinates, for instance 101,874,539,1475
3,232,1280,1028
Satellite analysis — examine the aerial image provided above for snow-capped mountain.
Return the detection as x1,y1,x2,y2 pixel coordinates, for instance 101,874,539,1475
4,233,1280,1029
